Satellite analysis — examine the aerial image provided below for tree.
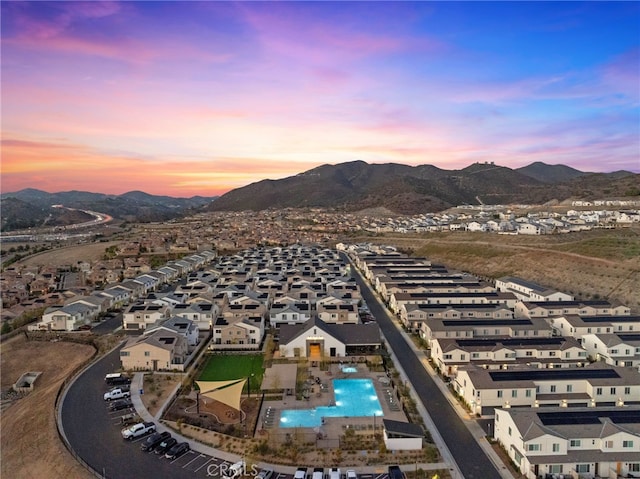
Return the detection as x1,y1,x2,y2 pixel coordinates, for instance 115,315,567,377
1,321,12,335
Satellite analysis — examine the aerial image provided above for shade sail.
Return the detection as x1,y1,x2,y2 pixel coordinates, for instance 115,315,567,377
196,378,247,411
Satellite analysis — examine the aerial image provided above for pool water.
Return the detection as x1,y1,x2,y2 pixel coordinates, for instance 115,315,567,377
279,378,383,428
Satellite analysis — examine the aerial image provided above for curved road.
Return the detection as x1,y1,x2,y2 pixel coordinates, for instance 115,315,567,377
345,254,502,479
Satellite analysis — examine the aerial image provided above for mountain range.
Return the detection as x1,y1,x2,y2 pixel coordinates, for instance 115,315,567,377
206,161,639,214
2,161,638,232
0,190,217,232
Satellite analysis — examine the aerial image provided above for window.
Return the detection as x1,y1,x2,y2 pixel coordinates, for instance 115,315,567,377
605,440,613,448
444,354,452,360
497,390,503,398
610,387,616,395
511,390,518,398
144,351,150,357
552,443,560,452
525,351,533,357
550,385,557,393
596,387,603,395
576,464,590,473
527,444,540,451
570,439,581,447
623,440,634,448
525,390,532,398
508,427,512,436
625,387,631,395
120,351,130,357
630,464,640,472
472,353,480,359
567,385,573,393
460,354,466,360
549,465,563,474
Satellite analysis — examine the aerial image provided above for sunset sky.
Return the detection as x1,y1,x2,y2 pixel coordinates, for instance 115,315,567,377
2,1,639,197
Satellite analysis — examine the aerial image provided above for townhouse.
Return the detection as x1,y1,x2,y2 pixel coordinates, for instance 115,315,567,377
495,276,574,302
122,303,171,330
430,336,588,377
515,300,630,319
581,332,640,369
454,363,640,415
495,406,640,479
120,329,189,371
408,303,516,335
547,315,640,341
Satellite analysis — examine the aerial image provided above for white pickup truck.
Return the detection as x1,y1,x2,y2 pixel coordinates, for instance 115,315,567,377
104,387,131,401
121,421,156,440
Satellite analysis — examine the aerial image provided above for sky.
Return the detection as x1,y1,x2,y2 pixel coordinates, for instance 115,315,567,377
1,1,639,197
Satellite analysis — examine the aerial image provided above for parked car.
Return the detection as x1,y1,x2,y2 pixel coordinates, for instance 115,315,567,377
329,468,341,479
105,373,131,386
165,441,190,460
294,468,308,479
346,470,357,479
122,421,155,440
257,468,274,479
312,468,324,479
223,460,246,479
141,431,171,452
119,412,140,426
388,466,404,479
109,399,133,411
154,437,177,455
104,387,131,401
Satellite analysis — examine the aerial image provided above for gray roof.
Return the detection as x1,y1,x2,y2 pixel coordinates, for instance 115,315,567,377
279,317,381,346
382,419,424,437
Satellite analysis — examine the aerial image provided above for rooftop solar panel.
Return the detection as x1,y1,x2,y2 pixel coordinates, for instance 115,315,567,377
488,368,620,382
538,409,640,426
580,316,640,323
618,334,640,341
442,319,532,327
456,337,563,347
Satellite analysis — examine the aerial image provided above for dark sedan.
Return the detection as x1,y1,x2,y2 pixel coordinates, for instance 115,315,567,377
164,441,190,460
154,437,177,455
140,431,171,452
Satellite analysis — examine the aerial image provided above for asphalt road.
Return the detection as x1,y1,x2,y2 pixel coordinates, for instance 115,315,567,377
344,255,502,479
61,346,233,479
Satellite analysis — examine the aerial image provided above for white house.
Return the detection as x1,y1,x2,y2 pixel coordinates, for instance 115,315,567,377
494,406,640,479
144,316,200,348
278,317,381,359
454,363,640,416
382,419,424,451
495,276,573,302
581,333,640,369
122,303,171,330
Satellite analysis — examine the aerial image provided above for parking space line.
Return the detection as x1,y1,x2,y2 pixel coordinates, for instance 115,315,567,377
193,457,217,472
182,453,208,469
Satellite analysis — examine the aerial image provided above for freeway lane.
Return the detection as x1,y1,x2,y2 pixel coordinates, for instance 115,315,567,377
345,255,502,479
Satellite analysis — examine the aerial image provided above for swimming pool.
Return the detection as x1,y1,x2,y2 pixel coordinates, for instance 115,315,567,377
279,378,383,428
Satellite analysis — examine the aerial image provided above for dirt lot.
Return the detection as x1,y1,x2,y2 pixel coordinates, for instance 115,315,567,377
1,335,96,479
357,227,640,312
16,241,122,268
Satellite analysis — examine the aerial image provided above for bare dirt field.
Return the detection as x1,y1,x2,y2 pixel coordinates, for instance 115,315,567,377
1,335,96,479
356,227,640,312
16,241,122,268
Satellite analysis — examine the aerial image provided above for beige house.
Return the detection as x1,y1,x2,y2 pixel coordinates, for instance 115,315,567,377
120,330,189,371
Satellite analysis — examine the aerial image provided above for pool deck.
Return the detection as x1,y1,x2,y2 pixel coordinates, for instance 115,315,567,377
258,363,408,441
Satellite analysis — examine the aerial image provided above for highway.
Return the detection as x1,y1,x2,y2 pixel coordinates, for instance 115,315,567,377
344,254,503,479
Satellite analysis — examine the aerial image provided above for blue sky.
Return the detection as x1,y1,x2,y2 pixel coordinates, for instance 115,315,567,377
2,1,638,196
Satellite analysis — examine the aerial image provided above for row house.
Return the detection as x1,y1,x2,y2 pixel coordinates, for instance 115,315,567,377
172,302,218,330
122,303,171,330
381,280,494,303
269,302,313,327
404,303,515,334
495,406,640,479
389,291,517,315
144,316,199,348
454,363,640,415
547,314,640,340
211,316,264,350
316,303,359,324
29,301,98,331
421,317,553,345
581,333,640,369
120,329,189,371
375,273,476,301
515,300,630,319
495,276,574,302
430,336,588,377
